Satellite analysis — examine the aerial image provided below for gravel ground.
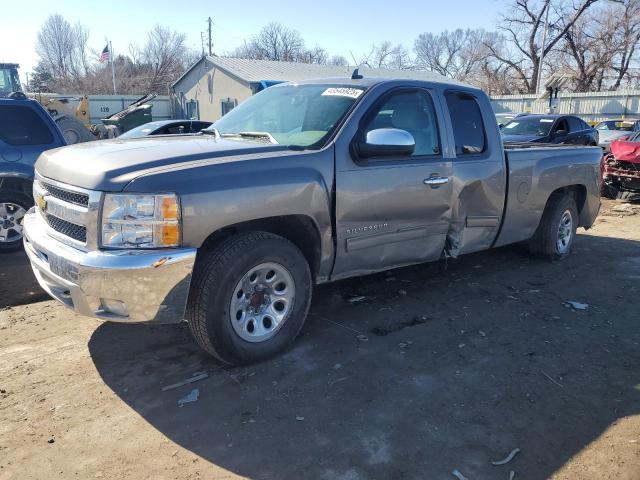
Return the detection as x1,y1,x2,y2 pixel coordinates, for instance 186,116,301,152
1,199,639,480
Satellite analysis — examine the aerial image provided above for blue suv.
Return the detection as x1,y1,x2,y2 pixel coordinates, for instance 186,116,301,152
0,96,66,251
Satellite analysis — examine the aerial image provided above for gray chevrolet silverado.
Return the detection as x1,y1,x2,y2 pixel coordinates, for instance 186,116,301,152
23,75,601,365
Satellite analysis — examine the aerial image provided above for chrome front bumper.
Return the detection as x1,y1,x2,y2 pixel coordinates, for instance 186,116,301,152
23,209,197,323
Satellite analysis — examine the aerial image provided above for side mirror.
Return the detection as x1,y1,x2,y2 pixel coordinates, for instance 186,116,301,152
356,128,415,158
498,123,504,129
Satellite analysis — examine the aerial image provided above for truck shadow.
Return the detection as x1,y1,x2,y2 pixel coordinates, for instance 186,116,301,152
88,232,640,479
0,250,48,308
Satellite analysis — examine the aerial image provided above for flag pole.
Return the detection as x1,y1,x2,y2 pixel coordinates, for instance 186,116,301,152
110,40,117,94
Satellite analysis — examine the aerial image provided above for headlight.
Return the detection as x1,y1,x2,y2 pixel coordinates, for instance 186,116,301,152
101,193,181,248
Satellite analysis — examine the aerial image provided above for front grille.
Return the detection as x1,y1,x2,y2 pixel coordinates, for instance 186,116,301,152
44,213,87,243
42,182,89,207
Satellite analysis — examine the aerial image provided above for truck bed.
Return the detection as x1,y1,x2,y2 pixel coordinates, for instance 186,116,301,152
494,145,603,248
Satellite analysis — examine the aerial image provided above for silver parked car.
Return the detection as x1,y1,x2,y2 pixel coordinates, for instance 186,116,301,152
595,119,640,151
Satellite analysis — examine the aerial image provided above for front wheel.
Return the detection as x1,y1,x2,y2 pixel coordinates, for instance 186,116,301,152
187,232,312,365
0,191,32,253
528,193,578,261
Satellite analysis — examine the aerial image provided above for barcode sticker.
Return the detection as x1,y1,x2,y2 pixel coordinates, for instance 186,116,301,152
322,87,364,99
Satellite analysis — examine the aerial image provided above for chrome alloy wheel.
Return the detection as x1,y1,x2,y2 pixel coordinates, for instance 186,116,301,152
0,202,27,243
556,209,574,254
229,262,295,343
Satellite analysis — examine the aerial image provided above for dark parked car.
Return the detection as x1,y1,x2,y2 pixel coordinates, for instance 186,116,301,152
118,120,212,139
0,96,66,251
501,114,598,146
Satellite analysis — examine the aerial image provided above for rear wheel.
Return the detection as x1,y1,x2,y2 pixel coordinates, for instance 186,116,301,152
0,191,32,252
187,232,312,365
528,192,578,261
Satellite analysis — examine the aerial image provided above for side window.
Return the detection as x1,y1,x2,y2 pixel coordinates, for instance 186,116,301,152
554,119,569,133
221,98,238,116
0,105,54,146
192,122,211,132
166,124,188,134
362,90,440,156
444,92,486,155
567,117,582,132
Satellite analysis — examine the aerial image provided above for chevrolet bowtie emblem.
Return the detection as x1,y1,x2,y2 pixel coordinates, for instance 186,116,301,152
35,192,47,212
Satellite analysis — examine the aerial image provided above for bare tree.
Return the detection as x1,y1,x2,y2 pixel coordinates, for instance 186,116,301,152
305,45,329,64
141,24,191,93
488,0,601,93
415,29,494,80
561,11,617,91
233,22,306,62
357,41,413,69
610,0,640,89
328,54,349,66
35,14,96,91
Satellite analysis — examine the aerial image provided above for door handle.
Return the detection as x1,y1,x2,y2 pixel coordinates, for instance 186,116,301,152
424,176,449,186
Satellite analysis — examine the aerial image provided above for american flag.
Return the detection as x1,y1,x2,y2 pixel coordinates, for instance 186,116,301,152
99,44,110,63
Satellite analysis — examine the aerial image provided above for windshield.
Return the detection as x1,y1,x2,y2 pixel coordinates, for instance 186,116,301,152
207,84,365,148
0,67,21,95
595,120,634,131
502,117,555,136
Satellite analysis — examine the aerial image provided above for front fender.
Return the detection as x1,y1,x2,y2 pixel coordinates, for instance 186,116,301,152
124,149,335,278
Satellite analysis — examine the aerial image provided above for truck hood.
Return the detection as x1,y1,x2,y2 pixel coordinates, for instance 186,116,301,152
35,135,289,191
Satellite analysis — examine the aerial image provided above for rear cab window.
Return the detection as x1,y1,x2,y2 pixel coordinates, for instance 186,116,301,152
444,91,486,155
0,105,54,145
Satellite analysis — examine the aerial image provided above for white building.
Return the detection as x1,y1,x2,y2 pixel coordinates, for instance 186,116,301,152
171,56,453,121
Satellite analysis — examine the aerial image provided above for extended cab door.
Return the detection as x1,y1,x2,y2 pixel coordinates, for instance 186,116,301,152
332,86,453,279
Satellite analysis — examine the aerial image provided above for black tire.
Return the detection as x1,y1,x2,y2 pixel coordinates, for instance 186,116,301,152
601,182,620,199
616,190,640,202
55,116,94,144
187,231,312,365
0,191,33,253
528,192,578,261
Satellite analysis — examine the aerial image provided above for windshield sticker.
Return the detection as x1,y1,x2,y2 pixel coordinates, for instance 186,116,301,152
540,119,554,122
322,87,364,99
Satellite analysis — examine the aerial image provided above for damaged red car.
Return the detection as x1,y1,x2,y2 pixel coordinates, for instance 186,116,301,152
602,131,640,200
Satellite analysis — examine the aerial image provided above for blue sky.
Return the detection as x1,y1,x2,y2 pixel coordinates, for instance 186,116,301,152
0,0,504,82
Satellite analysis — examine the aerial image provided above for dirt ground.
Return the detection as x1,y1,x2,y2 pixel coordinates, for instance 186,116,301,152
1,199,639,480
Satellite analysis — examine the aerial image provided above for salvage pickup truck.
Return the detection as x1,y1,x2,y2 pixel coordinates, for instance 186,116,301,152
23,74,602,365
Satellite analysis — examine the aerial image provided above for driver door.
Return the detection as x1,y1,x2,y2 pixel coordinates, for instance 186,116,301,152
332,88,453,278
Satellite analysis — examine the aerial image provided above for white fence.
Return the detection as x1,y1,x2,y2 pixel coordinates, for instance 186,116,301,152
491,90,640,122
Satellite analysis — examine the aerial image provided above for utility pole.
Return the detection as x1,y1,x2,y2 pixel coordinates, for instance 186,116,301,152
110,40,117,95
536,2,550,95
207,17,213,56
